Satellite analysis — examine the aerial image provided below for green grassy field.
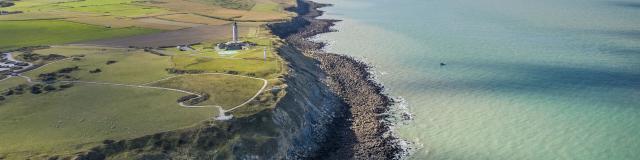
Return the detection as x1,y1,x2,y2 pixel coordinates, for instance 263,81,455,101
199,0,256,10
162,30,283,78
0,20,158,51
0,77,27,91
64,4,171,17
0,84,216,159
251,0,281,12
0,0,292,158
0,44,283,158
24,46,173,84
151,74,264,108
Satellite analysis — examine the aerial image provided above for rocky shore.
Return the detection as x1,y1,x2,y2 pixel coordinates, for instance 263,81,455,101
269,0,403,159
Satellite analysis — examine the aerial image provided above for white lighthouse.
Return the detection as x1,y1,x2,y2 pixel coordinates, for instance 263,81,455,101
217,21,254,51
232,21,239,43
263,47,267,61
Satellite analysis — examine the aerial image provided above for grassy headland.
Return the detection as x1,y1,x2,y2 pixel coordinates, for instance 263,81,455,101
0,0,293,158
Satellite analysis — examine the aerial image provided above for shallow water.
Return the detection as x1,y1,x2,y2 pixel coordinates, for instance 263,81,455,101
313,0,640,159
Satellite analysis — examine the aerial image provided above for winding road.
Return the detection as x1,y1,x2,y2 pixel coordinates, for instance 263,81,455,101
0,52,269,120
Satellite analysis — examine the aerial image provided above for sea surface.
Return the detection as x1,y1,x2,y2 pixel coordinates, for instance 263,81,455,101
313,0,640,159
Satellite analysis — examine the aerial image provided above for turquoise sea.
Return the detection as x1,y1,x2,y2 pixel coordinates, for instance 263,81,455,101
313,0,640,159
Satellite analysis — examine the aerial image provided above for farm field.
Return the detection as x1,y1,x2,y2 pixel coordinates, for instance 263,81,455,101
0,20,158,51
0,0,295,51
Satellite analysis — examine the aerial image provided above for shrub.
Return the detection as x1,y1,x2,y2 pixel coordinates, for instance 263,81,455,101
44,85,57,92
43,54,66,61
59,83,74,89
89,68,102,73
0,1,15,8
165,68,204,74
177,94,199,103
30,86,42,94
225,70,239,75
57,66,79,73
38,73,58,82
3,90,13,96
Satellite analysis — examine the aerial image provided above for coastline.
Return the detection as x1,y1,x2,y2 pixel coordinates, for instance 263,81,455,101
25,0,405,159
269,0,404,159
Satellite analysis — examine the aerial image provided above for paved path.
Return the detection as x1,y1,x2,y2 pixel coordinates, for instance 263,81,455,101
0,52,269,120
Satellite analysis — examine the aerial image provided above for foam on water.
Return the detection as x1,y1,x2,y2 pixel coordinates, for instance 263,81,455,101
314,0,640,159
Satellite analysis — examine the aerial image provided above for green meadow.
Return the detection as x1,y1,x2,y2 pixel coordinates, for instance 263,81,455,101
0,45,281,158
0,84,216,159
151,74,265,108
0,20,158,51
251,1,281,12
65,4,171,17
200,0,256,10
0,0,292,158
24,46,173,84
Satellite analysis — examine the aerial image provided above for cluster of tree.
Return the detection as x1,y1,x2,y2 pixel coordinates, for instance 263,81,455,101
2,84,28,97
58,66,79,73
89,68,102,73
38,66,78,82
177,94,199,103
225,70,239,75
0,82,65,101
19,53,66,62
0,1,15,8
30,84,55,94
178,93,210,105
165,68,204,74
6,46,50,53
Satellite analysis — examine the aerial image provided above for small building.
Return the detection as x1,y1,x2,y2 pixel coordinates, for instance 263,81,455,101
176,45,193,51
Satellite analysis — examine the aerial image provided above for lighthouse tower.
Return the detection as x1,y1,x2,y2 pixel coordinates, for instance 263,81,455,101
232,21,239,43
263,47,267,61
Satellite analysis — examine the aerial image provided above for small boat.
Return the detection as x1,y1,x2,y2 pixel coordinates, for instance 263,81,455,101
440,62,447,66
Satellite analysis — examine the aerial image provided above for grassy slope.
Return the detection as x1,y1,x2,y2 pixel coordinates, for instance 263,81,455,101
0,20,158,51
151,74,264,108
0,77,27,91
0,84,216,159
